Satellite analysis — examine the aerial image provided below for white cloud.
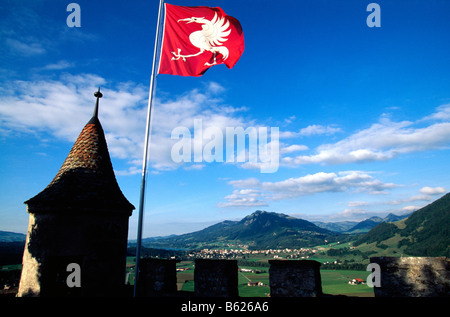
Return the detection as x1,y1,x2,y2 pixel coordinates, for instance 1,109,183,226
279,124,341,139
228,177,261,188
0,74,108,139
282,114,450,166
41,60,75,71
347,201,370,207
217,189,268,208
219,170,398,208
280,144,309,154
0,74,257,173
419,186,446,195
6,38,46,56
299,124,342,136
422,104,450,121
263,171,397,199
328,208,371,221
5,75,450,180
401,205,421,212
283,115,296,125
334,185,446,221
206,81,226,94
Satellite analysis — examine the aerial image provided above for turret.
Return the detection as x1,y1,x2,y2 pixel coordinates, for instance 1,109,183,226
18,89,134,296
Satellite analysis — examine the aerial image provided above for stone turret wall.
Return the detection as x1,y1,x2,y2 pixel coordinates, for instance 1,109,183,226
17,212,130,297
17,91,134,297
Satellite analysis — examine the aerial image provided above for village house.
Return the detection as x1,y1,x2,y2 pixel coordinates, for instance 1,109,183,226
247,281,264,287
349,278,365,285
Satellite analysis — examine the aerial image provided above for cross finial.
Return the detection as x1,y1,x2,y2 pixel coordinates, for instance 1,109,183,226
93,88,103,118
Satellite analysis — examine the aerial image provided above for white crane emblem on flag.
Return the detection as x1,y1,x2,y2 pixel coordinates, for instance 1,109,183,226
171,12,232,66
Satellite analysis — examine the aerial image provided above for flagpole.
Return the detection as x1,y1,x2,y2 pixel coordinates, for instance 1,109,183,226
134,0,164,297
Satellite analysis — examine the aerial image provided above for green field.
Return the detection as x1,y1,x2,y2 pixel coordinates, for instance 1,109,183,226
321,270,374,296
170,261,374,297
126,251,376,297
236,267,373,297
176,268,374,297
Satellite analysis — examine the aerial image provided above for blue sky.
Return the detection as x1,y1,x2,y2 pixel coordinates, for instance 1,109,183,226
1,0,450,239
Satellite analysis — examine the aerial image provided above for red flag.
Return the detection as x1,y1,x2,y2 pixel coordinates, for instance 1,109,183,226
158,4,245,77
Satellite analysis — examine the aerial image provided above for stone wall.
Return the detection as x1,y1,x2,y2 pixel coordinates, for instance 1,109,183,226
268,260,322,297
194,259,238,297
370,256,450,297
138,258,179,296
20,248,450,297
17,212,130,297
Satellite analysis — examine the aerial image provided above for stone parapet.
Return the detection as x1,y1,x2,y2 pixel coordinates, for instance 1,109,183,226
370,256,450,297
138,258,179,296
194,259,238,297
268,260,322,297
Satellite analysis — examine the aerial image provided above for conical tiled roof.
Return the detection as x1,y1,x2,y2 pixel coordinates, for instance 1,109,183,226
25,90,135,215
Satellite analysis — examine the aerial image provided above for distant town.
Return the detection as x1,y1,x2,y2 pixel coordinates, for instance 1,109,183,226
186,246,323,260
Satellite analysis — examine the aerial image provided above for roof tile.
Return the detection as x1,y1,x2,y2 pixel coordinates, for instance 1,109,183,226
25,110,135,215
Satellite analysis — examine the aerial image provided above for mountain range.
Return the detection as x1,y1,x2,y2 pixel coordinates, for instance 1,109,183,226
141,210,405,250
354,192,450,257
0,231,26,243
313,213,410,233
143,210,339,250
2,193,448,258
143,192,449,256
